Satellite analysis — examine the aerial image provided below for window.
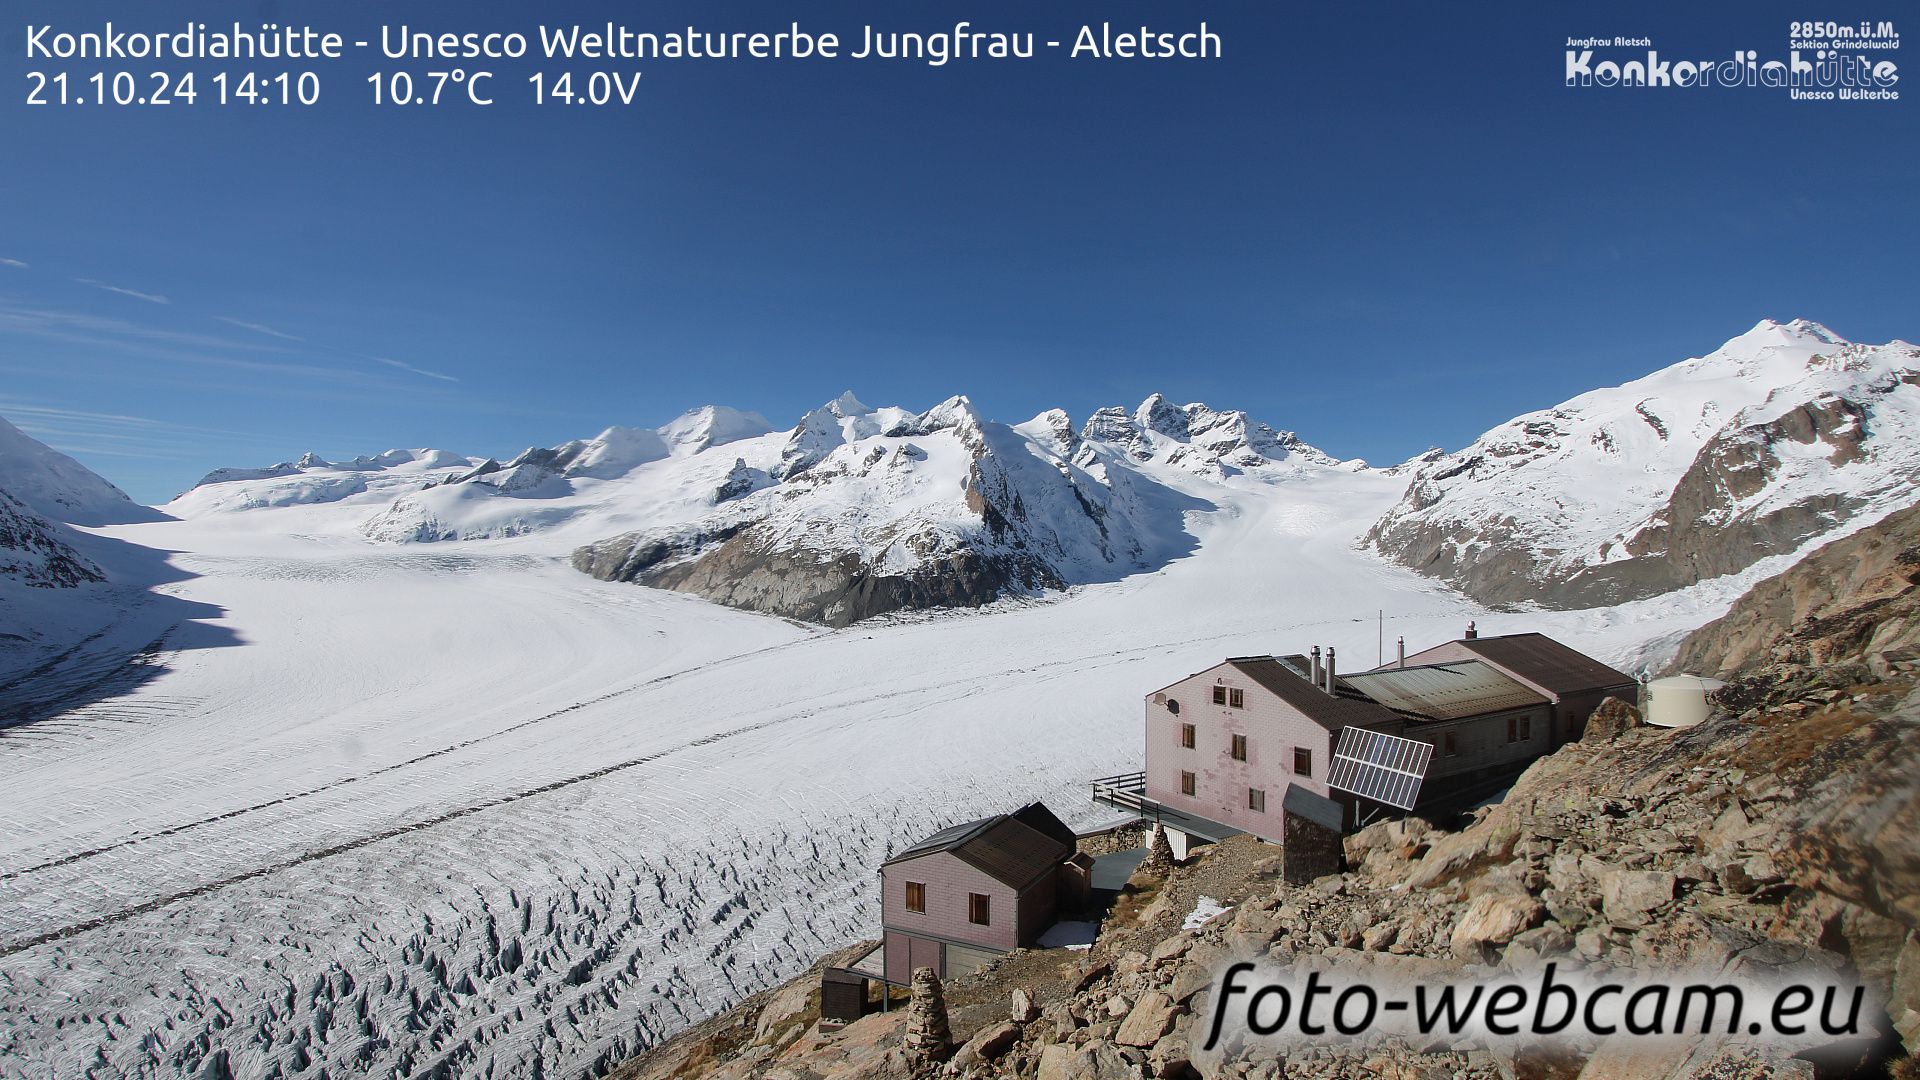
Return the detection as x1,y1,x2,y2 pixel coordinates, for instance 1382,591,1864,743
1229,688,1245,709
1248,787,1266,813
1444,731,1458,757
1507,716,1518,743
1212,685,1227,706
1519,716,1532,741
904,881,926,914
1293,748,1312,776
1231,733,1248,761
1180,770,1196,796
1180,722,1196,749
968,893,991,925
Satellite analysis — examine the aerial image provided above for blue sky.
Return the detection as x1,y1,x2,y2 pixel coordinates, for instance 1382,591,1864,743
3,0,1915,503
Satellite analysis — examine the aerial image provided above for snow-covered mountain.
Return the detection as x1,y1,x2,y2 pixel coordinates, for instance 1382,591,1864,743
154,318,1920,626
574,393,1242,625
1366,319,1920,608
173,393,1344,625
0,415,157,527
0,419,124,589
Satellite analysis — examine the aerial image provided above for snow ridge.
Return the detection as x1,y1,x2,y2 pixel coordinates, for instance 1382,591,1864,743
1367,319,1920,607
0,416,156,526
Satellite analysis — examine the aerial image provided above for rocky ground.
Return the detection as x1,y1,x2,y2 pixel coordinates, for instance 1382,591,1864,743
611,504,1920,1080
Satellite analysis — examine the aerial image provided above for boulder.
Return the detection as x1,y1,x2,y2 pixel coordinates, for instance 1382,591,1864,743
1114,991,1178,1047
1012,987,1040,1023
949,1021,1022,1068
1036,1042,1137,1080
1582,696,1642,743
1450,893,1547,961
1601,870,1676,927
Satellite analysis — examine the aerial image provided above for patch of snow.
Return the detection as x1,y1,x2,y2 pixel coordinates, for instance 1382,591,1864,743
1038,921,1099,949
1182,896,1232,930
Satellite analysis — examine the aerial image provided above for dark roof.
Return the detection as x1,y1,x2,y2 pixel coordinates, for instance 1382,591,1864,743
1282,786,1345,833
1454,634,1636,697
1226,657,1405,732
884,805,1076,890
888,814,998,864
1011,802,1077,849
1340,661,1548,721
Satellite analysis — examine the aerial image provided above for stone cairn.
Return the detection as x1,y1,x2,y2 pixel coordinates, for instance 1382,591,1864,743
902,966,953,1066
1140,823,1176,876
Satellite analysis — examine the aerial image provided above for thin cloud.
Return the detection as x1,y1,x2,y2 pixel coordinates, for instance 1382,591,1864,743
0,300,278,353
0,258,27,269
76,277,171,305
215,315,304,342
0,401,271,441
374,356,461,383
0,399,275,461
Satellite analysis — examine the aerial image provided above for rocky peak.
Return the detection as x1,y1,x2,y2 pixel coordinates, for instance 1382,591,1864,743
828,390,873,418
1134,393,1192,440
1076,395,1337,474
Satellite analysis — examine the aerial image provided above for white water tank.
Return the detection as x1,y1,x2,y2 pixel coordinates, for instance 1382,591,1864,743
1645,674,1726,728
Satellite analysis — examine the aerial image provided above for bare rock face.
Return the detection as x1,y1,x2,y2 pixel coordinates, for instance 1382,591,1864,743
0,487,105,588
1669,500,1920,678
578,526,1042,628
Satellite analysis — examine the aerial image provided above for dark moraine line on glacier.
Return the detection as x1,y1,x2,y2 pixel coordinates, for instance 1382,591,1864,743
0,608,1410,956
0,633,827,882
0,709,814,958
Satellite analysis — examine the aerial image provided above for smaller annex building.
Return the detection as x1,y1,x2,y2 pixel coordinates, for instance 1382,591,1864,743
876,802,1082,985
1100,626,1635,856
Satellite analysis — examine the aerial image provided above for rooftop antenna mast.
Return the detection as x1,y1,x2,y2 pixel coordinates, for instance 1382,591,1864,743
1377,609,1383,667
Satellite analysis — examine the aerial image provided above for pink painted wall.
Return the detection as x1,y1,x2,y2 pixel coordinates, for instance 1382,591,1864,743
1143,663,1338,844
881,850,1019,955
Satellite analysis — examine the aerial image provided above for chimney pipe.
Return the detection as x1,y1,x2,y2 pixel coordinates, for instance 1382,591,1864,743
1465,621,1478,640
1396,636,1406,669
1324,647,1337,694
1310,646,1322,687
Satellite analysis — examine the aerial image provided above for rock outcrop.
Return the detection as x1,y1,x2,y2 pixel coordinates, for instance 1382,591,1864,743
0,487,104,588
1668,499,1920,679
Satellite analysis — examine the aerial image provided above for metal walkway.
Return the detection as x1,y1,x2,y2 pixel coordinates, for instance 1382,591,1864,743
1089,772,1245,843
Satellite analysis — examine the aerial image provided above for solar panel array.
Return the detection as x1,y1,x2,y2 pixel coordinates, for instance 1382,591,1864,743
1326,726,1434,810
